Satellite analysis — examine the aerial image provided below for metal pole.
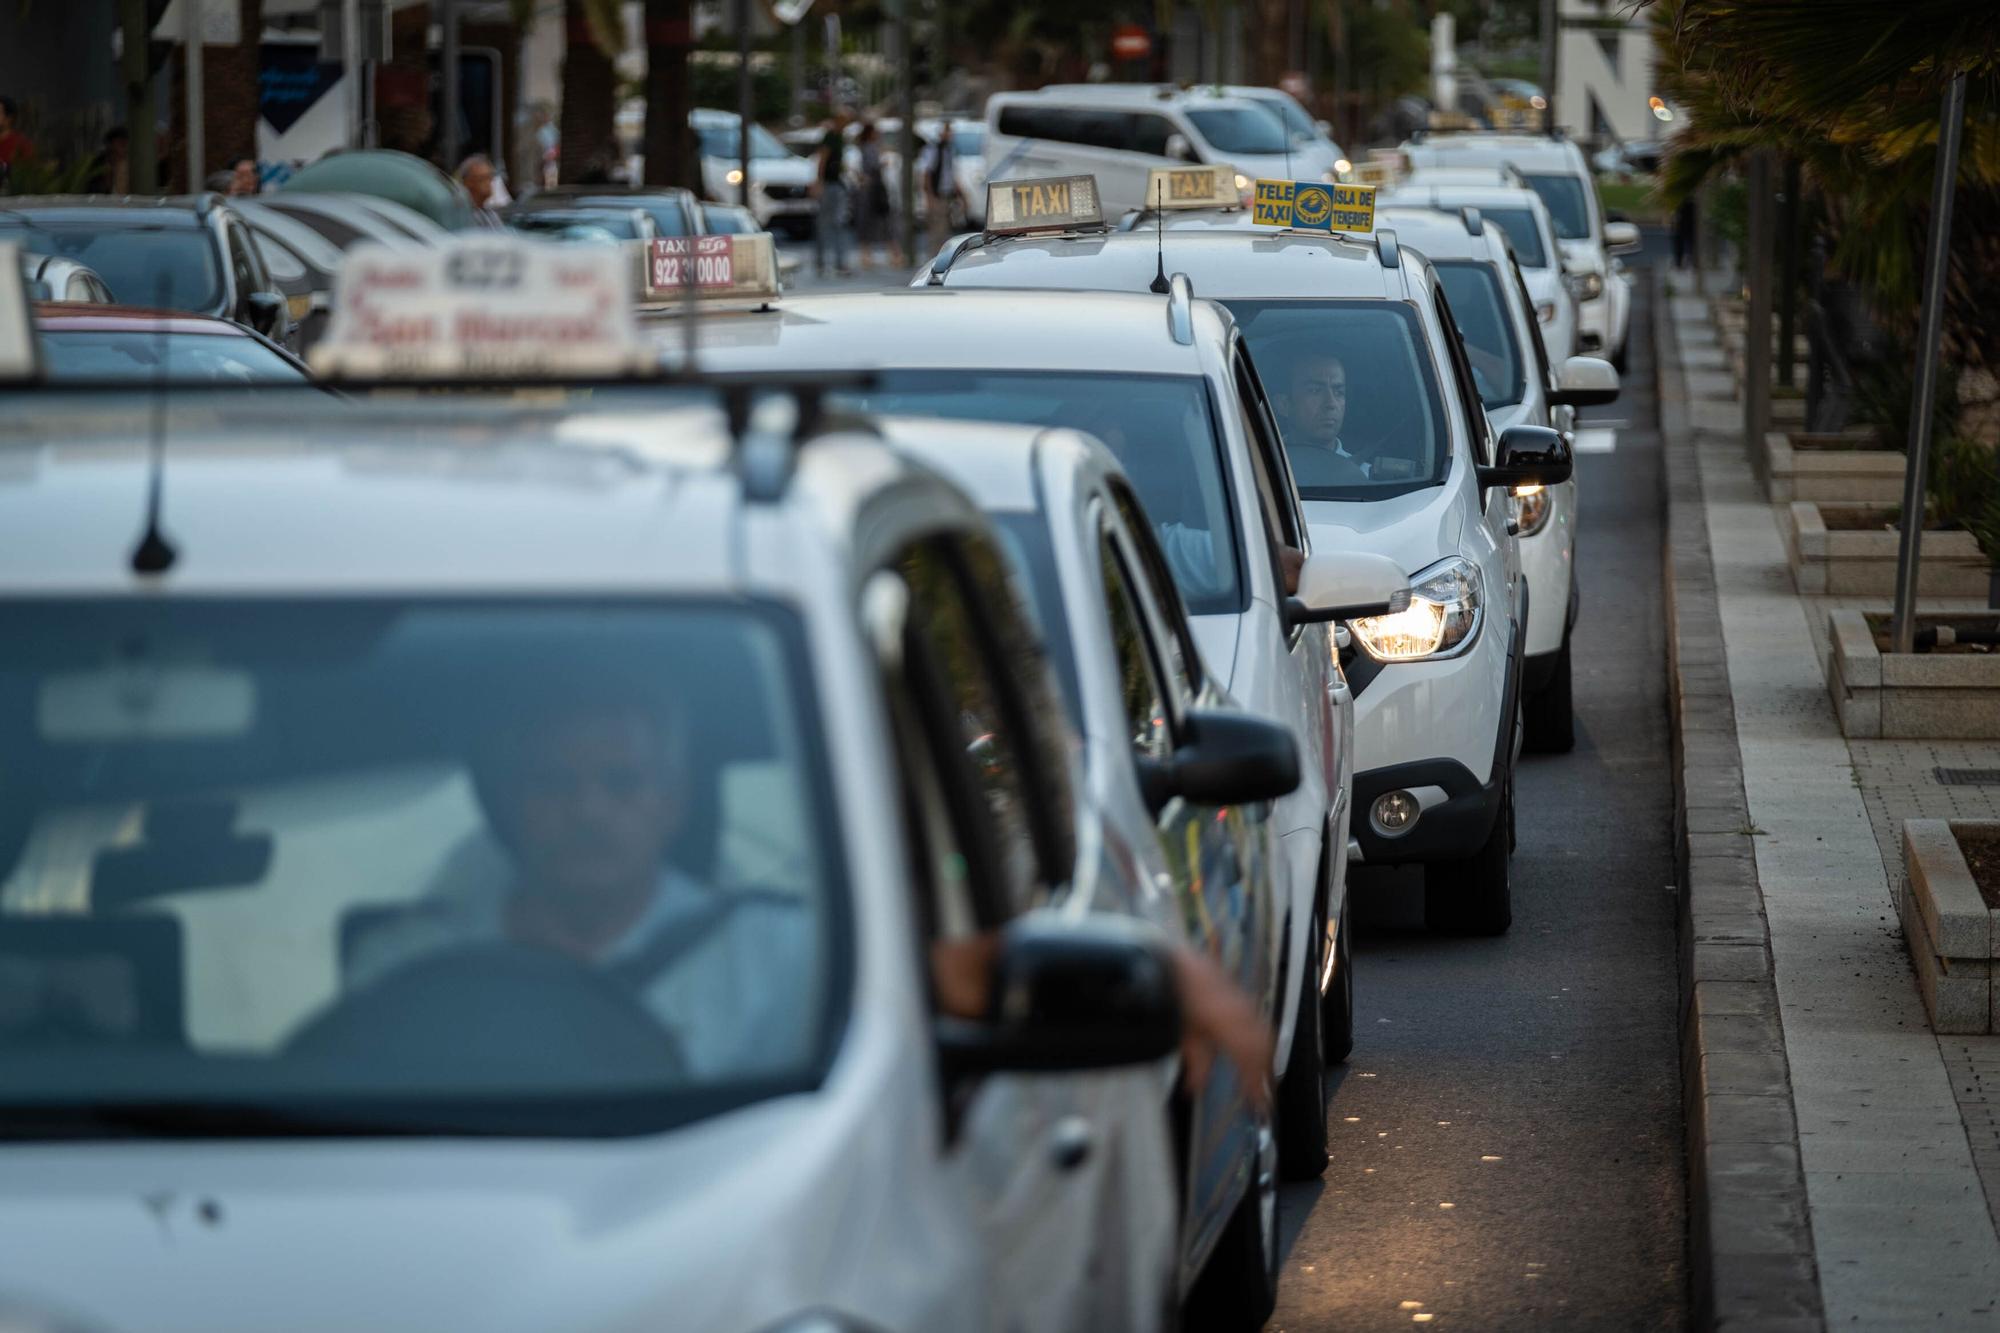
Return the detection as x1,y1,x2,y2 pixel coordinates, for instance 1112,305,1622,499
1777,156,1801,388
736,0,753,207
895,0,914,263
1743,153,1774,461
1539,0,1556,133
440,0,461,169
791,21,804,124
184,0,205,189
343,0,364,147
1890,71,1970,655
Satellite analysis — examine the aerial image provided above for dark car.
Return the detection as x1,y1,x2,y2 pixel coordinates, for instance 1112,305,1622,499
0,195,294,349
507,186,704,238
34,303,312,384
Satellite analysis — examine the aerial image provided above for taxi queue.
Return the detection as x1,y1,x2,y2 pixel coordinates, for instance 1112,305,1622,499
0,156,1617,1333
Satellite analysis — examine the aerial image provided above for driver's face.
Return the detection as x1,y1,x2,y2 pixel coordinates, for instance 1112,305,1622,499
504,711,679,901
1288,357,1347,447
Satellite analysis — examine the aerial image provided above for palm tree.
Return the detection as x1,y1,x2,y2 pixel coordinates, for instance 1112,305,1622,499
556,0,623,181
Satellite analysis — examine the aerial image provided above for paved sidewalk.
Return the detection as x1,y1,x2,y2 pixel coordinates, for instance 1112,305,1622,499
1664,284,2000,1327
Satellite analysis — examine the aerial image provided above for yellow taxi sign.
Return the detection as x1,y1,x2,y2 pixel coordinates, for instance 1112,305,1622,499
984,175,1103,235
1250,179,1377,234
1144,165,1239,210
640,232,781,305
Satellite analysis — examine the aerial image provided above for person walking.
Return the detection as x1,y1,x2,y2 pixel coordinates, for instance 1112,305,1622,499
852,120,899,271
227,157,261,196
811,111,853,278
918,120,960,253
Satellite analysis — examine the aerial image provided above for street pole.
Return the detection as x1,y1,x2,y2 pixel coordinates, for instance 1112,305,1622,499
1744,150,1774,469
791,21,804,124
1539,0,1556,133
1777,156,1801,388
184,0,205,190
120,0,158,193
736,0,753,207
440,0,461,169
343,0,364,148
1890,71,1970,656
894,0,915,264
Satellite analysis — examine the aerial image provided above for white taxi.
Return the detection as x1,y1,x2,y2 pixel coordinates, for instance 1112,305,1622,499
931,171,1574,934
0,239,1195,1333
664,213,1353,1178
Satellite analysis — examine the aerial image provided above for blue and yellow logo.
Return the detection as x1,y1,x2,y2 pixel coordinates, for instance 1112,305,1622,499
1251,178,1378,234
1293,184,1334,228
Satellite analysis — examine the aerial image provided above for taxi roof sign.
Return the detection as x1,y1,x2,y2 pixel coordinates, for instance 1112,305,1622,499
984,175,1103,235
1250,179,1378,235
640,232,782,306
310,236,654,380
1144,165,1240,211
0,242,41,382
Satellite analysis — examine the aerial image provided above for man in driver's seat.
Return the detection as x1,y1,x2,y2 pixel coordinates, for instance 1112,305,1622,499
347,695,812,1079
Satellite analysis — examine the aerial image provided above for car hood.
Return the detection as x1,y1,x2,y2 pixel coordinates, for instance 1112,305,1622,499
1558,239,1604,275
747,156,817,185
1302,481,1462,579
1189,612,1242,694
0,1093,936,1333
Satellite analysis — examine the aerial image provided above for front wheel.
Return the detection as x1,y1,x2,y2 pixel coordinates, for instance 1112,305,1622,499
1423,773,1514,935
1183,1103,1280,1331
1276,898,1329,1180
1524,636,1576,753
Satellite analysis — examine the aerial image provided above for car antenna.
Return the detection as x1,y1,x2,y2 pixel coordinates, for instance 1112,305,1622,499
679,227,700,376
129,275,177,575
1149,178,1170,294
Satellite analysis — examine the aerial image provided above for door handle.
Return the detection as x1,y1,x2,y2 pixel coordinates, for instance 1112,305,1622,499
1050,1116,1094,1172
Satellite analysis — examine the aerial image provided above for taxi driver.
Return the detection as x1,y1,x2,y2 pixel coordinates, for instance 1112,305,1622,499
1274,348,1371,487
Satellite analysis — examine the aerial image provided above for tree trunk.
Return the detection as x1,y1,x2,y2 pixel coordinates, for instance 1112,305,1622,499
121,0,159,193
208,0,264,180
559,0,618,182
641,0,695,190
1250,0,1290,84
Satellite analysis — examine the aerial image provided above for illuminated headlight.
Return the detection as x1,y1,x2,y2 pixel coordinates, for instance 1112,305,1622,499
1233,172,1252,192
1512,482,1553,537
1348,556,1482,661
1536,301,1557,325
1334,157,1353,179
726,168,744,186
1568,270,1604,302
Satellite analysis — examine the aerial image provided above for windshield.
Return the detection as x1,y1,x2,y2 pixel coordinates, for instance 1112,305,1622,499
0,600,844,1138
1245,92,1317,141
1523,173,1591,240
1434,263,1526,409
990,512,1082,723
952,126,985,157
696,121,795,161
39,330,305,384
1482,207,1548,268
512,212,642,240
0,219,222,313
836,371,1243,616
1224,300,1452,500
1186,107,1290,157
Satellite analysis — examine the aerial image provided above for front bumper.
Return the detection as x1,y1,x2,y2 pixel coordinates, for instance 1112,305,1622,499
1351,756,1506,863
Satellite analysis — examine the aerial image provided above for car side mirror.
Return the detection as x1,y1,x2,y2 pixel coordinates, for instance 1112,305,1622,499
1285,549,1412,627
1135,707,1300,813
244,290,287,337
1603,220,1642,255
1548,354,1620,408
936,916,1181,1076
1164,133,1195,163
1479,425,1573,491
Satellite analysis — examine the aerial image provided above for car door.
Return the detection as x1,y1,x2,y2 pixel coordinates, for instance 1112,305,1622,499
881,530,1158,1333
1097,483,1274,1280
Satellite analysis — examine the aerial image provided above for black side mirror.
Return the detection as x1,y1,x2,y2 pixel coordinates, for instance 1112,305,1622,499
937,916,1181,1076
1478,424,1573,491
244,290,287,338
1134,706,1301,813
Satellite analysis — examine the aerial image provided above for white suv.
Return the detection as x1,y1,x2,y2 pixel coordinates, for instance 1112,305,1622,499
931,209,1573,933
1401,131,1641,367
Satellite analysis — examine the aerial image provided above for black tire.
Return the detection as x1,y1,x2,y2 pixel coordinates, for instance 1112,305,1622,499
1276,898,1329,1181
1612,338,1630,373
1524,635,1576,754
1183,1106,1279,1331
1424,773,1514,935
1321,890,1355,1065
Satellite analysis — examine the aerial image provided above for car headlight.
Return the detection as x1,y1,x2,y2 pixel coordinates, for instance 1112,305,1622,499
1568,270,1604,302
1233,172,1252,192
1348,556,1482,662
1511,483,1553,537
726,168,744,186
1536,301,1557,325
1334,157,1353,178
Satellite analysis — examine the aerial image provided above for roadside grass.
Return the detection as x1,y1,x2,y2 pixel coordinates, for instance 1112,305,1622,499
1598,178,1666,224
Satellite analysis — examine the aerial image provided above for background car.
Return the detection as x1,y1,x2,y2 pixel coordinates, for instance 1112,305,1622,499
18,251,111,303
33,302,311,382
506,184,704,239
254,191,450,251
692,108,819,236
229,199,348,356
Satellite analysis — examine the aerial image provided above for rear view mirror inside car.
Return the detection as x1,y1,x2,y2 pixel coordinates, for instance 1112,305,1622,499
39,664,258,743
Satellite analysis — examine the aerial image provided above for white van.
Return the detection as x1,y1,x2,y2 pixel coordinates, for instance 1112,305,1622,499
984,86,1308,217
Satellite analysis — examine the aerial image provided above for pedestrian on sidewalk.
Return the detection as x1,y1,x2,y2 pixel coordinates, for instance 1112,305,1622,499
918,120,960,253
1672,195,1699,270
811,110,853,278
852,120,899,271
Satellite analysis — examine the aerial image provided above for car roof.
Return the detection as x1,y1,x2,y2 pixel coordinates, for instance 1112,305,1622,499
1404,134,1581,170
1385,180,1550,212
1372,208,1513,265
669,288,1224,376
941,227,1403,301
516,185,696,205
31,303,253,335
994,85,1273,115
0,397,951,598
0,198,212,226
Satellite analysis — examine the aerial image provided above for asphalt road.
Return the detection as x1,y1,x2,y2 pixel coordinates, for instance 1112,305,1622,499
1271,258,1687,1332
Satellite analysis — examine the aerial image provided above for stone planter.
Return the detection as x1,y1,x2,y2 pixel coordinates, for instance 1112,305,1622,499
1899,820,2000,1033
1783,502,1986,596
1828,608,2000,738
1764,430,1902,504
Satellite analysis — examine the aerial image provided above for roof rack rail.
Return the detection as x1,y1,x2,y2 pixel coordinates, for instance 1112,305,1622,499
925,232,984,285
711,371,884,502
1460,206,1483,236
1166,272,1195,344
1375,229,1400,270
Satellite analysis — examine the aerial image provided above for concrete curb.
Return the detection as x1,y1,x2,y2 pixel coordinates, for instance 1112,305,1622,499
1655,276,1828,1330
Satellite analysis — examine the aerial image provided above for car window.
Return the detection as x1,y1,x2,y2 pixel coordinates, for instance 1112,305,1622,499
1483,207,1549,268
1432,283,1495,467
1224,299,1451,501
1099,528,1171,761
837,371,1244,616
252,232,309,285
1187,107,1289,156
0,218,223,312
225,223,260,305
1434,261,1526,409
38,330,307,383
1523,173,1591,240
1232,348,1306,549
1129,113,1175,157
997,105,1147,154
1110,480,1202,701
988,511,1083,725
1510,259,1556,392
0,599,846,1135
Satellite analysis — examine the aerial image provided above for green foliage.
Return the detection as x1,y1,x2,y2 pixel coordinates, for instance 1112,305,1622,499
1,153,99,196
1856,353,1962,453
690,57,792,126
1926,434,1991,531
